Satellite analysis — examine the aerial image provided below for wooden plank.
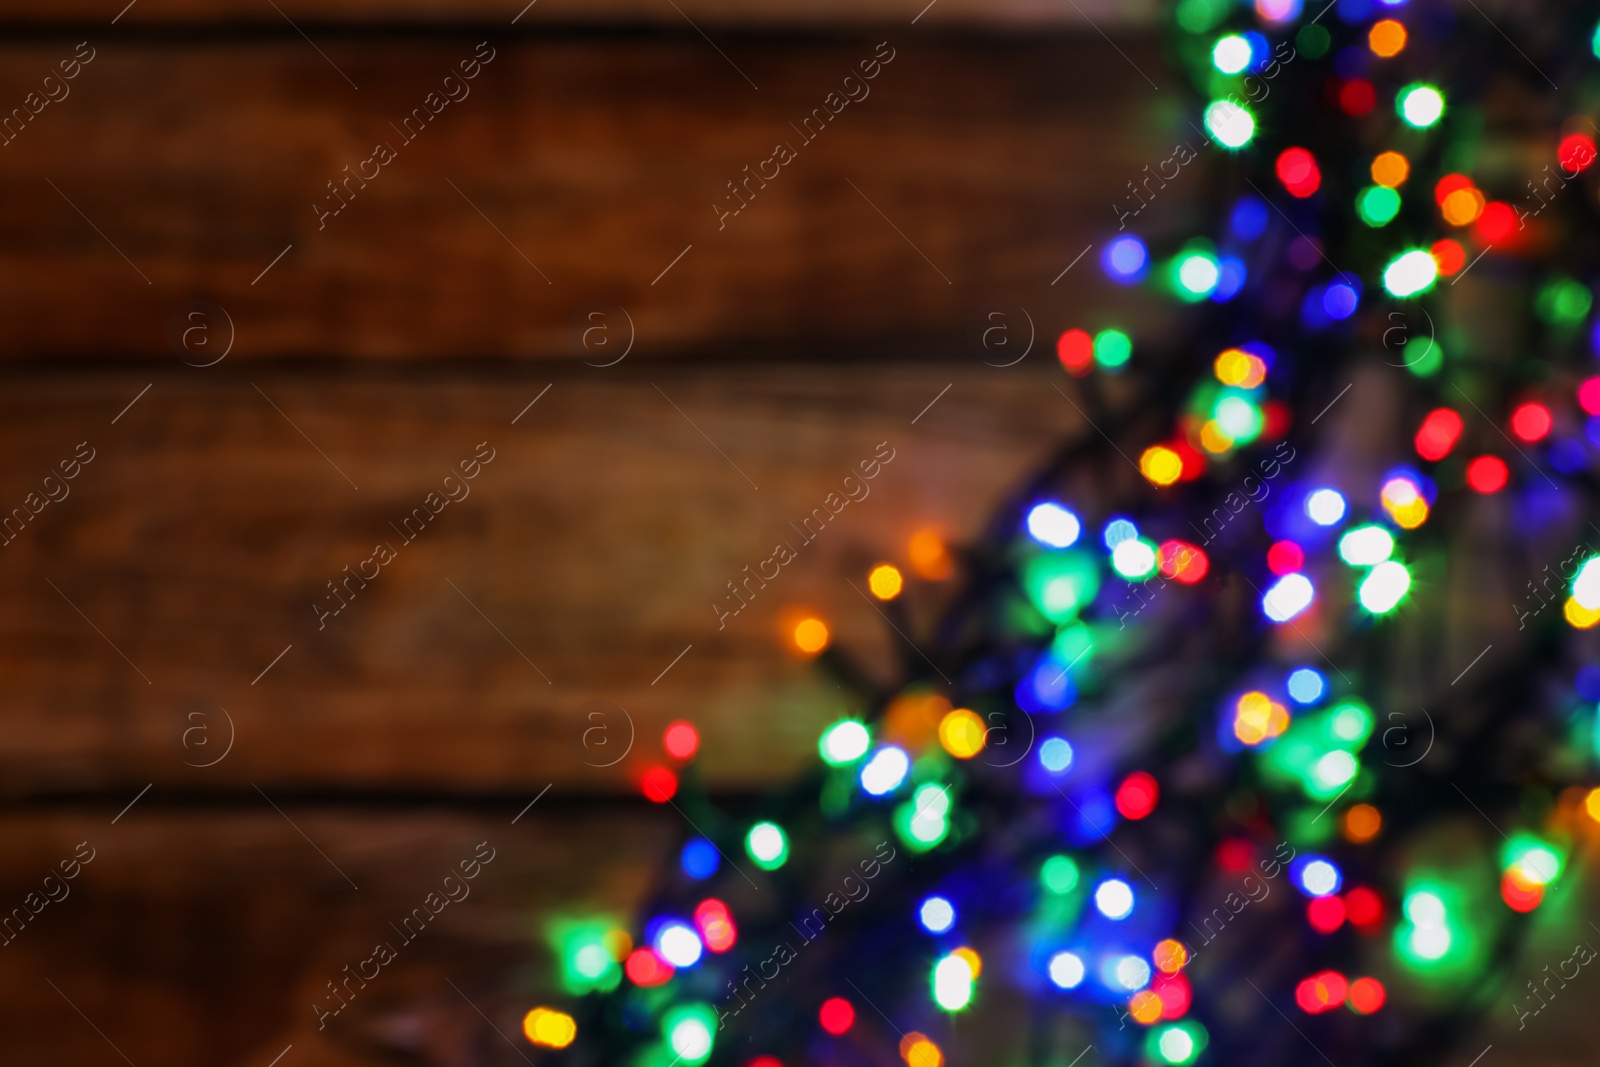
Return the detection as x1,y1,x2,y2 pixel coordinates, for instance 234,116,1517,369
0,364,1077,796
0,35,1178,359
7,0,1158,29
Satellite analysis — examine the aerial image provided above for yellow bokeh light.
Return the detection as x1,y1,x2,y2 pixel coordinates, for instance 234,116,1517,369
1153,939,1189,974
1368,18,1407,58
1140,446,1184,487
1371,151,1410,188
793,617,830,654
952,946,982,979
938,708,987,759
1441,187,1486,227
1200,420,1234,454
869,563,905,600
900,1033,944,1067
1565,596,1600,629
1343,803,1382,844
1584,787,1600,823
908,528,953,580
1214,348,1266,388
1382,478,1429,529
523,1007,577,1049
1129,990,1164,1025
1233,691,1290,746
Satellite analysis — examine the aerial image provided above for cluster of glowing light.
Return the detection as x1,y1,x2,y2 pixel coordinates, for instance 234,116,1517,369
1211,398,1261,446
1304,488,1346,526
1114,955,1153,990
1295,857,1343,897
1276,148,1321,198
1295,971,1349,1013
1570,559,1600,613
1262,573,1315,623
792,617,829,655
1095,878,1135,920
1233,691,1290,746
1027,502,1081,548
1095,328,1133,370
1400,889,1452,963
933,952,975,1011
1112,538,1159,580
1372,150,1410,187
1204,99,1255,148
655,922,704,968
1140,445,1184,487
868,563,903,600
1103,236,1149,282
1383,248,1439,298
819,719,871,765
861,746,910,795
1501,867,1543,912
664,720,699,761
665,1005,716,1065
745,822,789,870
1266,541,1304,575
1398,83,1444,128
900,1033,943,1067
908,528,953,579
1414,408,1463,461
1040,736,1074,774
694,899,737,953
1356,185,1401,228
1560,133,1597,174
1158,540,1209,583
1307,894,1345,933
641,767,678,803
1042,855,1080,895
1048,950,1086,989
1154,940,1189,974
919,896,956,934
1287,668,1325,704
1211,33,1253,74
681,838,719,879
1358,560,1412,614
1214,347,1267,388
1115,772,1159,820
524,1007,577,1048
1057,329,1093,376
938,708,986,759
1504,838,1562,887
818,997,854,1035
1344,803,1382,844
625,947,674,986
1148,1021,1207,1066
1349,976,1386,1014
1173,249,1221,299
1381,477,1428,528
1466,455,1508,493
1369,18,1406,57
1510,402,1552,442
901,784,952,848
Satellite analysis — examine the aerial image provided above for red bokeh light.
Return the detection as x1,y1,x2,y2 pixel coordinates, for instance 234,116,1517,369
1295,970,1349,1014
1579,377,1600,416
1434,173,1473,207
1476,202,1518,243
1510,402,1552,442
1159,540,1210,584
1152,972,1192,1020
1276,148,1322,198
1560,133,1597,175
1057,329,1094,376
1466,456,1509,494
1115,772,1159,820
1414,408,1463,461
641,766,678,803
819,997,855,1036
1501,869,1544,913
1343,887,1384,930
1338,79,1376,116
695,898,738,952
1430,239,1466,276
625,947,675,986
664,720,700,761
1307,894,1346,934
1348,977,1386,1014
1172,439,1207,482
747,1059,785,1067
1267,541,1305,575
1216,839,1254,872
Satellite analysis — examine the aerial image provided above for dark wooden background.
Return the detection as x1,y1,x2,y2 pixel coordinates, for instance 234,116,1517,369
0,2,1586,1065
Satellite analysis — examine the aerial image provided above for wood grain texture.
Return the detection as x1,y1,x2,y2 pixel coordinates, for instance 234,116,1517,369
0,35,1179,359
0,363,1077,797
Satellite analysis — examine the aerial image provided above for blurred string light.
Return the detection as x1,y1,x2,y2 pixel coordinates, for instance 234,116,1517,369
1049,951,1086,989
933,952,975,1010
745,822,789,870
1095,878,1135,920
1262,573,1315,623
1204,99,1255,148
819,719,871,765
1398,83,1445,128
919,896,955,934
524,1007,577,1048
1383,249,1438,297
1103,236,1149,283
869,563,904,600
1027,502,1081,548
861,746,911,795
1305,488,1347,526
